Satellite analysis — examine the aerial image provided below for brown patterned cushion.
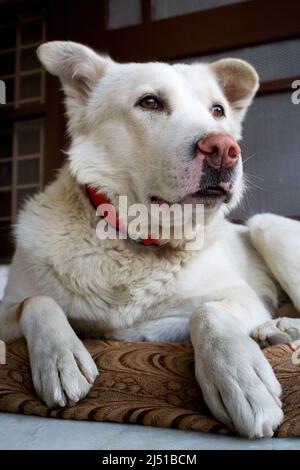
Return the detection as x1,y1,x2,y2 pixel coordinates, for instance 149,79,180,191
0,339,300,437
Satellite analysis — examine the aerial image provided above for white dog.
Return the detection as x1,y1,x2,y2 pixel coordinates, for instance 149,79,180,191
1,41,300,439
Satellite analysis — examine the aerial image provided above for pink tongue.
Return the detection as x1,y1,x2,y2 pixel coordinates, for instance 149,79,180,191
219,182,232,192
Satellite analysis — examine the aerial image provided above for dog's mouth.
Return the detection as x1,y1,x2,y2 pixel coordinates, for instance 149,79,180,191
195,186,228,199
151,185,230,207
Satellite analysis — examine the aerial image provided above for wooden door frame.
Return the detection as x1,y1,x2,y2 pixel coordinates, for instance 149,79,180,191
69,1,300,59
67,0,300,96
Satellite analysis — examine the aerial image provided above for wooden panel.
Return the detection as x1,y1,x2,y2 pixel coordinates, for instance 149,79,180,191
0,224,14,263
0,104,45,123
259,77,300,95
68,0,300,62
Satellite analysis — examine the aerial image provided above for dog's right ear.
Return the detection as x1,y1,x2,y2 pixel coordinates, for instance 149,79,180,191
37,41,112,103
210,58,259,122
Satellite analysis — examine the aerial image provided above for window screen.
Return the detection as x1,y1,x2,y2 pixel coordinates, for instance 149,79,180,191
232,91,300,219
186,39,300,83
152,0,244,20
107,0,142,30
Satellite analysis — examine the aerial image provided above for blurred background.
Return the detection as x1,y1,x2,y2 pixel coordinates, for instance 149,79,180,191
0,0,300,262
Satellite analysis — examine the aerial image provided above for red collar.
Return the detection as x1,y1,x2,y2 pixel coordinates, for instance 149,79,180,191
86,185,162,246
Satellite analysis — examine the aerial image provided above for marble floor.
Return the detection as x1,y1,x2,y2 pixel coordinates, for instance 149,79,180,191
0,412,300,450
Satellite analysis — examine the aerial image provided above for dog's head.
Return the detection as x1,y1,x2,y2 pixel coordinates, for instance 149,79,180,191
38,41,258,218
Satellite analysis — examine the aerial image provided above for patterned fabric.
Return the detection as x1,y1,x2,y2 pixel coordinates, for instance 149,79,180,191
0,339,300,437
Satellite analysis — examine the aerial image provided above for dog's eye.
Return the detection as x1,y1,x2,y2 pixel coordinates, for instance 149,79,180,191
138,95,162,110
211,103,225,119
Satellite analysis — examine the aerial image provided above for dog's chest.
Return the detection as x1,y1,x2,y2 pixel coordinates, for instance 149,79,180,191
50,236,192,326
71,244,186,302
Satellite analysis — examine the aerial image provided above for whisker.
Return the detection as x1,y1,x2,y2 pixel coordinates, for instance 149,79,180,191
243,173,263,190
244,179,265,191
239,179,258,216
242,152,259,164
244,171,264,181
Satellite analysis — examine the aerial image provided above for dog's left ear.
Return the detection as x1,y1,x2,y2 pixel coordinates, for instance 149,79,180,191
210,58,259,120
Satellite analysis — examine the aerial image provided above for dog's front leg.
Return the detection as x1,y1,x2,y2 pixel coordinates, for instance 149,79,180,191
15,296,98,407
190,294,283,438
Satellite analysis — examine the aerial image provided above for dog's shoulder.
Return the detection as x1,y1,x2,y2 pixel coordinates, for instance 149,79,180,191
15,166,91,255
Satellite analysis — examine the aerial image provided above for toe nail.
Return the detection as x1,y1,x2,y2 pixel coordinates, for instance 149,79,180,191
86,374,94,384
276,396,282,408
70,394,79,403
271,393,282,407
262,421,274,437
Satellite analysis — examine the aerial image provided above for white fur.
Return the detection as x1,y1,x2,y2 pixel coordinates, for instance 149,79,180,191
1,41,300,438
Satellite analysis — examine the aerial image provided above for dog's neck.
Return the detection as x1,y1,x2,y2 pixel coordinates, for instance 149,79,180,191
85,184,167,247
61,166,225,255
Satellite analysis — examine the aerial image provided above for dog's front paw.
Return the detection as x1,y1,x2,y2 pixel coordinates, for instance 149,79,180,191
252,317,300,348
30,338,99,408
195,334,283,438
